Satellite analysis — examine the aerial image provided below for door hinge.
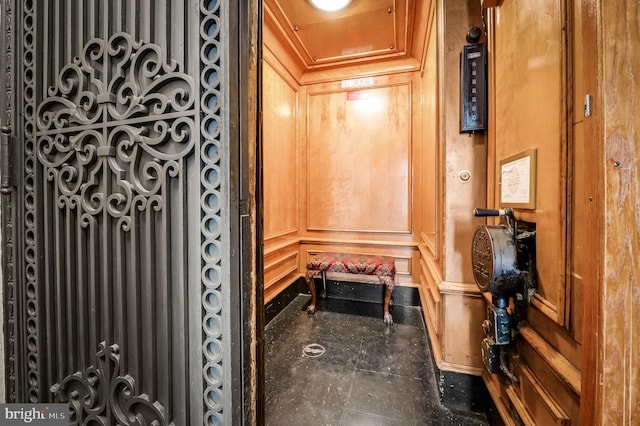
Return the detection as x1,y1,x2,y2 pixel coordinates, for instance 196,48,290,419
1,126,14,194
584,94,592,117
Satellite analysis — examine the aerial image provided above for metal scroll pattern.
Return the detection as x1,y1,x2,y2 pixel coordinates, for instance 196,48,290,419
51,342,167,425
35,32,195,424
200,1,226,424
36,33,196,198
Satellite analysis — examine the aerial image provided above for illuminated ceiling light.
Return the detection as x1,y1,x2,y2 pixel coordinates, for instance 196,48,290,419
310,0,352,12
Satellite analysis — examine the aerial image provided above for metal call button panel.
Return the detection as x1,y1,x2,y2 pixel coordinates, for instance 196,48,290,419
460,43,487,132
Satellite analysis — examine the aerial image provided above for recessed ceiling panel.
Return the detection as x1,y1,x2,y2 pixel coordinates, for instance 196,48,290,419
298,9,397,63
267,0,411,68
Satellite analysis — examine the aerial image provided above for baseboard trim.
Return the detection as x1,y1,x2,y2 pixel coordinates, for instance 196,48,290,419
264,278,307,324
315,278,421,307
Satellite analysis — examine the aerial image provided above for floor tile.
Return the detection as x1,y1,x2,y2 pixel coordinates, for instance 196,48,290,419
265,295,490,426
341,410,407,425
356,323,432,379
265,359,354,426
345,369,436,420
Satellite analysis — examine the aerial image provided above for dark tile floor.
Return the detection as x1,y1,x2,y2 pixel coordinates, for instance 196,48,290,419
265,295,490,426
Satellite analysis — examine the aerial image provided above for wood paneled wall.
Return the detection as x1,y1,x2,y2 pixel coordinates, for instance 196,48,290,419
262,50,301,301
262,22,425,297
262,1,639,423
263,0,489,378
482,0,583,423
417,0,488,376
298,72,422,284
305,84,412,233
494,0,569,325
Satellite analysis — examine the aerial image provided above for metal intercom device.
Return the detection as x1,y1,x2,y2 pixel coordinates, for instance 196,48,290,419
471,208,536,381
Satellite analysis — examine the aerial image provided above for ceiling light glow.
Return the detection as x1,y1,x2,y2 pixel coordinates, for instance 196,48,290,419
310,0,352,12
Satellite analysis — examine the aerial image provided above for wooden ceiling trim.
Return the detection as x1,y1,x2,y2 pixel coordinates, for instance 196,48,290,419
263,12,305,85
263,3,310,71
300,57,420,85
412,0,435,72
264,0,425,78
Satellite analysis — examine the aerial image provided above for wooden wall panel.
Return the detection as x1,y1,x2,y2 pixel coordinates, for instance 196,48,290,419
264,246,299,302
306,83,412,233
441,288,485,373
599,1,640,424
418,0,487,377
263,62,299,241
262,53,302,300
493,0,567,324
440,0,487,285
264,24,426,298
512,358,572,425
483,0,587,424
297,72,422,285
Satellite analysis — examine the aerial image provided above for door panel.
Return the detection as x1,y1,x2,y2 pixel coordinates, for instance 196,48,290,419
36,31,195,423
1,1,243,424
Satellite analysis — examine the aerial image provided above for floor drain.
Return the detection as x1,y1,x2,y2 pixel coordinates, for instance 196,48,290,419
302,343,325,358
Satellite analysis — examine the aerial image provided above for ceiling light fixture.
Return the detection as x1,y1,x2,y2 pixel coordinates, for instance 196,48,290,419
310,0,352,12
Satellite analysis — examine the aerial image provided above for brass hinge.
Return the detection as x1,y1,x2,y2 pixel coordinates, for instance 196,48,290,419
0,126,14,194
584,94,592,117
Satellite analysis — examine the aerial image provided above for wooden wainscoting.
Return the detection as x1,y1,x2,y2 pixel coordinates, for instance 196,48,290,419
264,234,301,303
419,248,485,375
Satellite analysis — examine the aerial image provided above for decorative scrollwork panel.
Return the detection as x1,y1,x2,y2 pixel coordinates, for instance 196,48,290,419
51,342,170,426
36,32,195,425
10,0,235,424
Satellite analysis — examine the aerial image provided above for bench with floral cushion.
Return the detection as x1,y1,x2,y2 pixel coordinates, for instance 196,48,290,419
304,252,396,325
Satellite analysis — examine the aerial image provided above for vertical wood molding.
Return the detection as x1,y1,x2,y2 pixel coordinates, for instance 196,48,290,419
598,1,640,424
440,0,486,284
579,0,603,423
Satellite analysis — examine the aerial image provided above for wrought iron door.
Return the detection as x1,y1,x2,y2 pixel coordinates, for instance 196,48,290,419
0,1,252,424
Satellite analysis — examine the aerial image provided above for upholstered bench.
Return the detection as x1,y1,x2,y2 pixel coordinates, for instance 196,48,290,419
305,252,396,325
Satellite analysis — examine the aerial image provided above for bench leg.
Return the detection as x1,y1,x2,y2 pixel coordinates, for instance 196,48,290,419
379,275,395,325
305,270,320,314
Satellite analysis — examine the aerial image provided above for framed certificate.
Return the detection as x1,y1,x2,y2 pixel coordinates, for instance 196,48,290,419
499,148,537,209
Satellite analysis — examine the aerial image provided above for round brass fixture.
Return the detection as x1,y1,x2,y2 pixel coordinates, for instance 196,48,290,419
471,225,520,293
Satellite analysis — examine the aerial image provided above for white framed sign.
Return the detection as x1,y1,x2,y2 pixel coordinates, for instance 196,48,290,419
499,148,537,209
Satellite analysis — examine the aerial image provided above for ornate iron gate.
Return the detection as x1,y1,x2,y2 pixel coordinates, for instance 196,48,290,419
0,1,254,424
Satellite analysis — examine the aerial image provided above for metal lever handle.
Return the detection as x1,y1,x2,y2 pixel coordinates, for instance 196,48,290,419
474,208,506,217
474,208,515,220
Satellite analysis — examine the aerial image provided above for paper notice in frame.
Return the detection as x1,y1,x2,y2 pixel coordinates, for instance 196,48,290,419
499,148,537,209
